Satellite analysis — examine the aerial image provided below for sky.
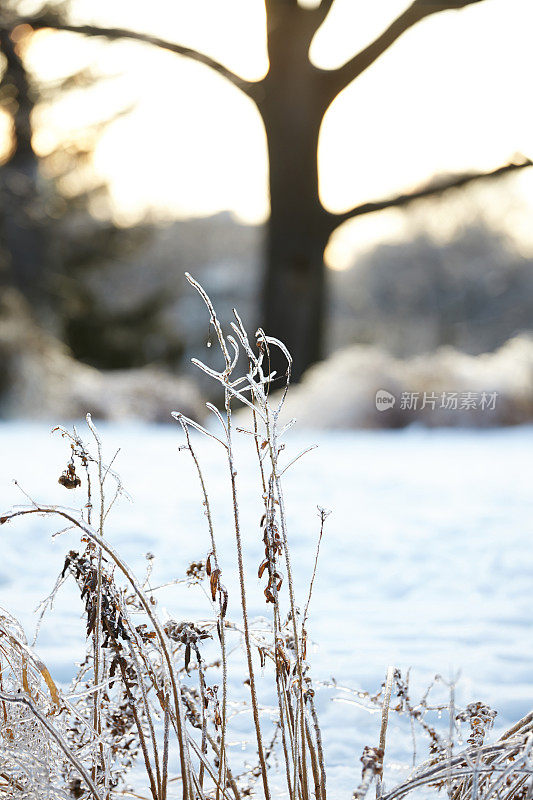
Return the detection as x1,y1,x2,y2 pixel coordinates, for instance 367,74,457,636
6,0,533,268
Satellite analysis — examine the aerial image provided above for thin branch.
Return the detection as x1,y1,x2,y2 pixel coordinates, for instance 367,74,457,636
302,507,329,632
329,157,533,230
376,666,395,799
331,0,486,93
171,411,228,450
279,446,318,478
1,14,260,100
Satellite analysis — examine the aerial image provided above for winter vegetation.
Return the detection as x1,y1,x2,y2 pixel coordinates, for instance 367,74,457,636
1,277,532,800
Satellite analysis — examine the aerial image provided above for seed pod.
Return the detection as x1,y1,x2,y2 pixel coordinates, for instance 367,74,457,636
258,559,269,579
210,568,221,601
264,586,276,603
219,586,228,618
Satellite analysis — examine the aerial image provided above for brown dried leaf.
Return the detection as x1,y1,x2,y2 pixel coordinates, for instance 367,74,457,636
210,569,221,601
258,559,269,579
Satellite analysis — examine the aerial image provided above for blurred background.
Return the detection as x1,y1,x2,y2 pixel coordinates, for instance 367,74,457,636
1,0,533,427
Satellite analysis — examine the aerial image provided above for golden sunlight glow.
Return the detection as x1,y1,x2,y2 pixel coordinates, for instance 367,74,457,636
11,0,533,265
0,109,13,164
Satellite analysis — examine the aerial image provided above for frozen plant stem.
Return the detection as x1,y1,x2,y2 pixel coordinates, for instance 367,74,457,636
303,508,329,632
226,390,271,800
176,419,229,800
86,413,106,784
265,405,310,800
183,271,271,800
181,273,331,800
377,666,395,799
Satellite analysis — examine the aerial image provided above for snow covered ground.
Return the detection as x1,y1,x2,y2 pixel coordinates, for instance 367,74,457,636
1,421,532,797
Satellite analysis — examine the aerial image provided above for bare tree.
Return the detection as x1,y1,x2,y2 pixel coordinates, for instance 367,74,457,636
2,0,531,377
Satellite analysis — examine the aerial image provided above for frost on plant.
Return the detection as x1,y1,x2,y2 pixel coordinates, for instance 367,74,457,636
0,275,532,800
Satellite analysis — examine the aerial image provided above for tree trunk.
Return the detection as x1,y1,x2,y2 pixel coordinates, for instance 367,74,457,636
259,4,333,382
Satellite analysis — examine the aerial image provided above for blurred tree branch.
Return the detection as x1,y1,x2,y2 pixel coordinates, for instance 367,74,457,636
0,13,261,99
329,0,486,95
329,157,533,230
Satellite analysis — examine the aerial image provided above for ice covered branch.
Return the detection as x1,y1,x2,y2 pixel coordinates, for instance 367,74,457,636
0,691,102,800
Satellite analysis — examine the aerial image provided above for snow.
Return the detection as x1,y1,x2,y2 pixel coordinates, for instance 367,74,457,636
1,421,532,797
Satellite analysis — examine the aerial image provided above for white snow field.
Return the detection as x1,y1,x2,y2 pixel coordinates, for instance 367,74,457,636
1,421,532,797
